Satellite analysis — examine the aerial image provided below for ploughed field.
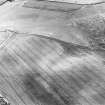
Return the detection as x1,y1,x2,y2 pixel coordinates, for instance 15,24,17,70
0,0,105,105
